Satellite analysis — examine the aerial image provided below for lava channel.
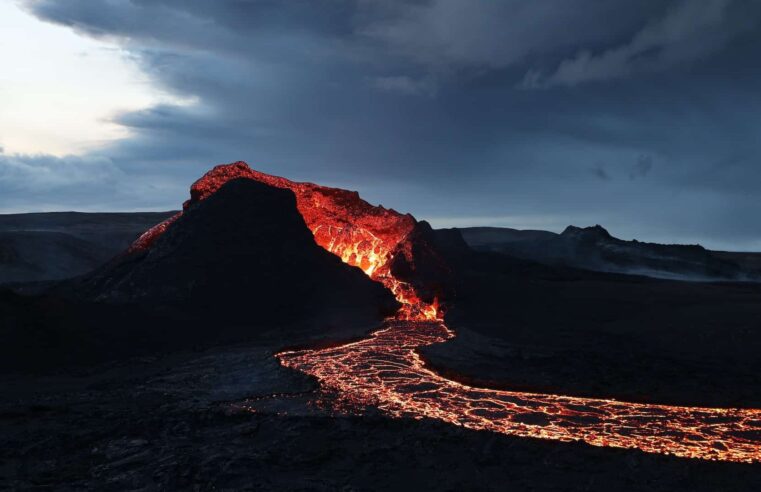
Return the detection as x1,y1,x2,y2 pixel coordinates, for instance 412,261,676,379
136,162,761,463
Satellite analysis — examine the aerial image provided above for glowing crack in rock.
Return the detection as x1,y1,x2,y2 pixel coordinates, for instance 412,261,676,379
132,162,761,463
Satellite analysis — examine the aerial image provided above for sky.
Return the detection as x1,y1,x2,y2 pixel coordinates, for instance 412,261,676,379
1,0,760,250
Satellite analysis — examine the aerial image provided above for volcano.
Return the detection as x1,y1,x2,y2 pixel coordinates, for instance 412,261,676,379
0,173,411,370
75,178,398,327
129,161,453,320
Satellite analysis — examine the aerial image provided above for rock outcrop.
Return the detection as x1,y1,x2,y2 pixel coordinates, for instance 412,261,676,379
75,178,398,325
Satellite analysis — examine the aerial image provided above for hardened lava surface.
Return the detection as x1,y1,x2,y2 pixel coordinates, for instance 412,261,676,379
133,162,761,463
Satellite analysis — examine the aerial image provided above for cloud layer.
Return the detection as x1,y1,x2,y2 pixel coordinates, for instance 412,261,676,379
526,0,760,87
3,0,761,249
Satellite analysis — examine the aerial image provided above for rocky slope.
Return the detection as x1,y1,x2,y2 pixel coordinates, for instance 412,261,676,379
454,224,761,281
1,178,397,371
132,161,455,317
73,178,396,320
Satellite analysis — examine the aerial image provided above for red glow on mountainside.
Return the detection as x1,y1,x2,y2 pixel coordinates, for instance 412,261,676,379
132,161,761,463
130,161,437,320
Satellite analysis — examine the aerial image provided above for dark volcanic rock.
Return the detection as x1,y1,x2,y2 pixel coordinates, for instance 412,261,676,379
428,248,761,407
75,178,396,322
389,221,458,306
430,226,472,259
1,179,396,372
3,341,760,491
126,161,459,316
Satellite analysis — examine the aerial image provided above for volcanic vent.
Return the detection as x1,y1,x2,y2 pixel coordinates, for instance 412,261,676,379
131,161,451,320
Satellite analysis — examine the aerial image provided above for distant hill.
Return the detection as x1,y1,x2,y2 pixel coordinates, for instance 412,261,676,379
458,227,558,248
450,224,761,282
0,211,175,284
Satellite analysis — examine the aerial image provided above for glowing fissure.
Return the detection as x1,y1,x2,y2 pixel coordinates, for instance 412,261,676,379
133,162,761,463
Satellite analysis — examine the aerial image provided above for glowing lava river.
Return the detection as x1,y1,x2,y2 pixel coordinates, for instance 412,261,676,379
278,315,761,464
138,162,761,464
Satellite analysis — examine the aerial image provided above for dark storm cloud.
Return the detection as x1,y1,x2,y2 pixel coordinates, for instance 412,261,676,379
591,165,611,182
7,0,761,249
524,0,761,87
630,155,654,180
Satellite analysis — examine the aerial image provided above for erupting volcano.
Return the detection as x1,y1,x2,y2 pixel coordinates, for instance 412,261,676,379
131,162,440,321
133,162,761,464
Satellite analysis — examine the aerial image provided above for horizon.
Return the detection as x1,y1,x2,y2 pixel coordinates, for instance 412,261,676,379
0,192,754,254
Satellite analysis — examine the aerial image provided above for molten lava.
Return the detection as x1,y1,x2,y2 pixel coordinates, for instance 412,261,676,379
133,162,761,464
131,162,435,320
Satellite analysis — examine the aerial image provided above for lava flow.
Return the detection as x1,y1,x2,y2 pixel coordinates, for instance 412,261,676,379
135,162,761,463
131,162,435,320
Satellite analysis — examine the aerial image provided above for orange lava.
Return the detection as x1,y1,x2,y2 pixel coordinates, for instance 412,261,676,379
279,321,761,463
133,162,761,463
130,162,436,320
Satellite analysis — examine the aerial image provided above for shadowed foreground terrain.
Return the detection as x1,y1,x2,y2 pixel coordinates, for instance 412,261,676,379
424,240,761,409
2,342,760,491
2,174,760,490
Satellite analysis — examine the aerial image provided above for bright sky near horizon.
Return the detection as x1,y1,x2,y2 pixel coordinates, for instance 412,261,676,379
0,0,174,156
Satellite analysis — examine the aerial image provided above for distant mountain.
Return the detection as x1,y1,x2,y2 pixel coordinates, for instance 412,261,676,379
458,227,558,248
451,224,761,282
0,212,175,284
